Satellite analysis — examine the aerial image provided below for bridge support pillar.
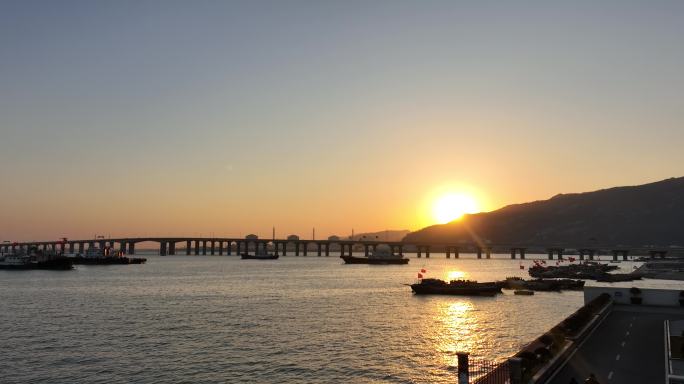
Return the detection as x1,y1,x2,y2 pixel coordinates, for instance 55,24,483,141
128,242,135,255
325,243,329,256
295,242,300,256
317,243,322,256
510,248,516,259
486,248,491,259
159,242,167,256
446,247,451,258
612,250,619,261
477,248,482,259
210,241,215,255
186,241,191,255
168,242,175,255
202,241,207,255
218,241,223,255
364,244,369,257
194,240,200,255
425,246,430,258
454,247,460,259
68,243,75,254
303,243,308,256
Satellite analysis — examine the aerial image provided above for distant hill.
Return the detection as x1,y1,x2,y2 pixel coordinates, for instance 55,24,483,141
403,177,684,247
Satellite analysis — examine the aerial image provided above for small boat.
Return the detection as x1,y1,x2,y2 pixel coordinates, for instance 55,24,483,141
514,290,535,295
410,279,502,296
341,255,409,265
341,244,409,265
241,249,279,260
0,248,73,270
71,247,147,265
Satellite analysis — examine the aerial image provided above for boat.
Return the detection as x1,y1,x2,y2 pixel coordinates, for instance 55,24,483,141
633,260,684,281
0,248,73,270
514,290,535,295
241,249,279,260
595,273,642,282
497,277,585,291
528,262,618,279
71,246,147,265
410,279,502,296
341,244,409,265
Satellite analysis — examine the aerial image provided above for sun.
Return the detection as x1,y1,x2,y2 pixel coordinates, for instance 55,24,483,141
432,193,479,223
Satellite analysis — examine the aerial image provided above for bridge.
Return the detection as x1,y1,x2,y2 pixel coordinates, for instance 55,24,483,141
0,237,673,261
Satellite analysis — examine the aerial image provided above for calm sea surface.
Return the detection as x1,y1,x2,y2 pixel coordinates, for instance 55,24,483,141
0,253,672,383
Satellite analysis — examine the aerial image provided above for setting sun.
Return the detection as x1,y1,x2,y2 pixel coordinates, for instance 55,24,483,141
432,194,479,224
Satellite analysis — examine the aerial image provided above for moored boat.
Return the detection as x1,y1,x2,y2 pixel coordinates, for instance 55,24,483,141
0,248,73,270
241,249,279,260
341,244,409,265
514,289,535,295
71,246,147,265
410,279,502,296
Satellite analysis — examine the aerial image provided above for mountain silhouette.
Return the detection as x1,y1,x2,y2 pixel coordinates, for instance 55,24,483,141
403,177,684,247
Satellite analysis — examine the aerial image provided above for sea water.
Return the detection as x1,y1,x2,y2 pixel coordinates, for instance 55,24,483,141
0,254,666,383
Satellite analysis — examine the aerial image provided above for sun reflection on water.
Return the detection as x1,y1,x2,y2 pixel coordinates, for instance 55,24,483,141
434,300,479,368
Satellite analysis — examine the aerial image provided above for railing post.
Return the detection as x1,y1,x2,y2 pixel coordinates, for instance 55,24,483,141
457,352,469,384
509,357,522,384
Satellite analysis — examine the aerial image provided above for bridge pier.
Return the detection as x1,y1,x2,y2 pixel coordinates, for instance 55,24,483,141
128,242,135,254
295,242,300,256
194,240,200,255
159,241,167,256
236,241,241,255
612,249,629,261
201,241,207,255
317,243,322,256
649,250,667,259
324,243,329,256
511,247,526,259
485,247,491,259
303,242,308,256
186,241,191,255
168,242,176,255
477,248,482,259
218,241,224,255
210,241,215,255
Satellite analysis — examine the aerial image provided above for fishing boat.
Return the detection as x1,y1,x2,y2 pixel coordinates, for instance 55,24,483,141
71,246,147,265
241,249,279,260
514,290,535,295
0,248,73,270
341,244,409,265
410,279,502,296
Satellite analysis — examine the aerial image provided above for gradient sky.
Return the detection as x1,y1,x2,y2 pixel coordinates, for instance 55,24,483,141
2,1,683,241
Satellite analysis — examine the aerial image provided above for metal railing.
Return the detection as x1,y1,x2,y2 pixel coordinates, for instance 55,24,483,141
469,358,510,384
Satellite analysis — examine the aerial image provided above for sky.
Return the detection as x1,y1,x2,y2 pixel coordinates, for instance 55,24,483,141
1,0,683,241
